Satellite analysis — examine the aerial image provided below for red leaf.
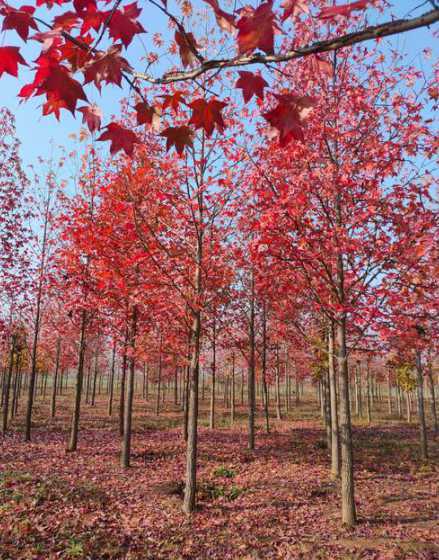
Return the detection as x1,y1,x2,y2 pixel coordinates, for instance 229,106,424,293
175,30,199,67
39,65,87,114
319,1,369,20
203,0,236,33
53,11,79,30
80,7,105,34
83,45,131,90
189,98,227,136
160,126,193,155
161,91,186,113
0,46,27,77
262,94,316,146
236,1,275,55
106,2,145,47
134,101,160,129
78,104,102,132
1,5,38,41
235,71,269,103
97,122,140,156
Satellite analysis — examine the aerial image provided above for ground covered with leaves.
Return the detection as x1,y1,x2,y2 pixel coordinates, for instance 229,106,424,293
1,396,438,559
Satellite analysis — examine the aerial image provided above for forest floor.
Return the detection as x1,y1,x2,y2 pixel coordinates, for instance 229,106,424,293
0,392,438,560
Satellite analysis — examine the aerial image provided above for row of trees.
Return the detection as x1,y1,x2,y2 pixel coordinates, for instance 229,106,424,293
1,8,438,527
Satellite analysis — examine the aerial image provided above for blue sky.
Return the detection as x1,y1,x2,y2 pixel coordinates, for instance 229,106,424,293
0,0,437,169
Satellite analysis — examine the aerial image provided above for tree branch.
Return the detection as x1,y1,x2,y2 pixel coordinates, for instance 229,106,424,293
134,9,439,84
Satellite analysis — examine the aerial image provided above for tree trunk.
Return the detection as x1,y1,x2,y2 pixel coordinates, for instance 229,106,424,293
261,303,270,434
275,345,282,421
328,322,340,479
121,307,137,468
2,337,16,433
415,351,428,460
119,328,128,437
91,348,98,407
427,367,438,435
108,341,116,416
209,316,216,429
67,310,87,452
247,270,256,450
366,360,372,425
387,371,393,416
50,339,61,418
174,366,178,406
156,334,163,416
182,224,203,514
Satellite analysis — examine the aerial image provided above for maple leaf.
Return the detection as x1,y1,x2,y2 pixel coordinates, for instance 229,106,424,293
236,1,275,55
83,46,131,90
78,104,102,132
319,1,369,20
106,2,145,47
161,91,186,113
203,0,236,33
97,122,140,156
235,71,269,103
53,11,79,30
42,93,69,120
60,37,92,71
175,30,199,68
135,102,160,130
1,5,38,41
0,47,27,77
262,94,316,146
189,98,227,136
160,126,193,155
80,7,106,34
20,61,87,113
281,0,309,22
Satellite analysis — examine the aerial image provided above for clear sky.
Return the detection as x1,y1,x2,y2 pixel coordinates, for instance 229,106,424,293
0,0,437,169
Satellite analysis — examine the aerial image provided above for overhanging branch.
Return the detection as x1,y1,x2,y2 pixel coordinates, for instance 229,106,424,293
134,8,439,84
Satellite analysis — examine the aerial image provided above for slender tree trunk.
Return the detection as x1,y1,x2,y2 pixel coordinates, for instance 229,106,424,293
108,341,116,416
91,348,98,407
427,367,438,435
275,346,282,421
396,385,402,419
174,366,178,406
182,259,202,512
67,310,87,452
156,334,163,416
406,391,411,423
261,303,270,434
336,316,356,526
387,371,393,416
51,338,61,418
415,351,428,460
324,370,332,450
247,270,256,450
121,307,137,468
2,337,16,433
366,360,372,425
209,316,216,429
328,322,340,479
119,327,128,437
